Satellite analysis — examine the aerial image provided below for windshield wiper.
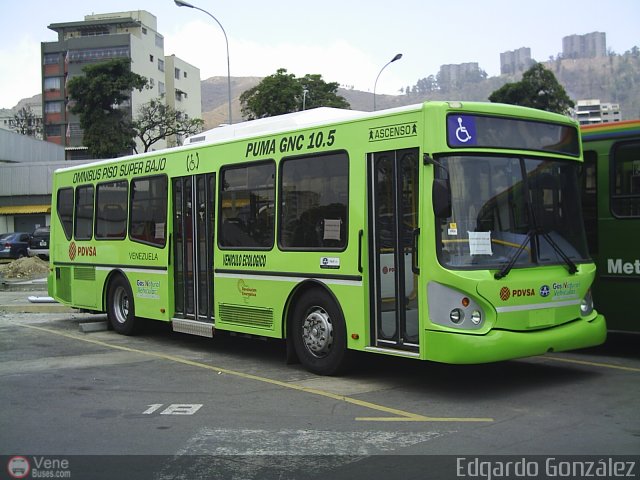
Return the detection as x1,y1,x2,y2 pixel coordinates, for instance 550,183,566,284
539,231,578,275
494,229,536,280
494,228,578,280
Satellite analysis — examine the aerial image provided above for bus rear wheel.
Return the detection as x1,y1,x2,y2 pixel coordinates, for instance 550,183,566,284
291,289,347,375
107,275,138,335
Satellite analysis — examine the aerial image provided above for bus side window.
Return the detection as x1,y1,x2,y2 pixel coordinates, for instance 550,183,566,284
581,150,598,254
96,180,128,240
57,187,74,241
102,204,126,238
219,162,275,249
280,152,348,250
611,140,640,218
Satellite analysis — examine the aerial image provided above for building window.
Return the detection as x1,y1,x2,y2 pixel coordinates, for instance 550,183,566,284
44,101,62,113
67,46,129,63
45,124,60,137
219,161,275,249
44,77,61,91
184,71,188,79
43,53,59,65
150,54,154,62
158,82,165,96
142,27,148,35
155,34,164,49
158,59,165,72
279,152,349,250
175,68,181,80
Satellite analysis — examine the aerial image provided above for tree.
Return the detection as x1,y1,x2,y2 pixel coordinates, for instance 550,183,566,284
67,58,148,158
133,99,204,153
240,68,350,119
297,74,349,110
10,106,42,138
489,63,574,114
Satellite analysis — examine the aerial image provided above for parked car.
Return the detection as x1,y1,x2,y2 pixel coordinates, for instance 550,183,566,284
29,226,50,260
0,232,31,260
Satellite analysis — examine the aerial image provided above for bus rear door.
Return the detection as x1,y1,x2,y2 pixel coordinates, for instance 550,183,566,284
172,173,216,336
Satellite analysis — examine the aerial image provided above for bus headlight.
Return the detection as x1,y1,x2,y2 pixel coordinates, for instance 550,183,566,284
580,289,594,316
429,282,485,330
450,308,464,324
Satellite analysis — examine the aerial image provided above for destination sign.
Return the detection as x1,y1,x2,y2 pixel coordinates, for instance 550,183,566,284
446,114,579,156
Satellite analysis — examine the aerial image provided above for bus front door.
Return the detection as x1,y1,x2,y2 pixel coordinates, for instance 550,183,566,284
172,174,216,337
369,149,420,352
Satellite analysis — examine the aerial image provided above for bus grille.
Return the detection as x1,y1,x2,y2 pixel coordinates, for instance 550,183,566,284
218,304,274,330
74,266,96,281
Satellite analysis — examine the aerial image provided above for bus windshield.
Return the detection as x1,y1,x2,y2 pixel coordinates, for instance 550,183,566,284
436,155,590,272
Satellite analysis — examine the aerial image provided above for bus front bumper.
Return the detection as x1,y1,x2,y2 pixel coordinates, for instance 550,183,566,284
424,314,606,364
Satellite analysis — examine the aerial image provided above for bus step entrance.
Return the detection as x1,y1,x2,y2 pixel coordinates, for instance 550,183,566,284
172,318,214,338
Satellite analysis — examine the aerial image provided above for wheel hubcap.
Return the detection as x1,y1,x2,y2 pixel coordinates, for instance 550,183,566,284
113,287,129,324
302,307,333,358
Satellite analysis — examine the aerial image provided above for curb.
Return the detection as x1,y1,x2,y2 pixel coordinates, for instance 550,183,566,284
0,304,78,314
0,280,49,292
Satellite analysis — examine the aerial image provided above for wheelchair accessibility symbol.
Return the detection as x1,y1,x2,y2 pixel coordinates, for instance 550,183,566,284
455,117,472,143
447,114,477,146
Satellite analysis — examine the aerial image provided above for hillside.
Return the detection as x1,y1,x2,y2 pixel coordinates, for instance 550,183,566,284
201,53,640,128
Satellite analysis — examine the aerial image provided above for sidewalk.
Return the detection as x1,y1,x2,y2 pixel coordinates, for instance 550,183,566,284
0,277,76,313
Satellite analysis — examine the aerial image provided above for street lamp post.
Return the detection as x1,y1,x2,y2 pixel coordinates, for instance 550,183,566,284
373,53,402,111
174,0,232,124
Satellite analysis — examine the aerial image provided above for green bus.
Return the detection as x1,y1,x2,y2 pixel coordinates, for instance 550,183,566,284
49,101,606,374
581,120,640,333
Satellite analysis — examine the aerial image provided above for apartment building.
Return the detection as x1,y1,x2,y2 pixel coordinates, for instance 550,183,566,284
575,99,622,125
41,10,201,159
437,62,483,87
562,32,607,59
500,47,534,75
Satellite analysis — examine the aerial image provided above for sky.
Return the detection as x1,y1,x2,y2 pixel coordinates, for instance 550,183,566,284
1,0,638,109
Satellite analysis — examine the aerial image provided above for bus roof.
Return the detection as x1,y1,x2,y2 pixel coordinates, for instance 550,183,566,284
183,101,576,148
182,105,418,146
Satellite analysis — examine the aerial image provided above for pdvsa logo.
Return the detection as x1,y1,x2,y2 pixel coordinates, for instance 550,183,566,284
68,241,96,261
500,286,537,301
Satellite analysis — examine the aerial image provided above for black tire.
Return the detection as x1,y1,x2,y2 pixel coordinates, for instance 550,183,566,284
107,275,138,335
291,289,347,375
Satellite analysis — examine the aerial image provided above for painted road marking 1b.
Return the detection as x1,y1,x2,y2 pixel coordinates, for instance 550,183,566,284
143,404,203,415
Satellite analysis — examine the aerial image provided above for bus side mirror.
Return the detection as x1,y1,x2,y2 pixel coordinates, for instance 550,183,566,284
433,178,452,218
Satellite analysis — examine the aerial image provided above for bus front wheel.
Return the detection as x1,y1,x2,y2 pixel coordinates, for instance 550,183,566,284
107,275,138,335
291,289,347,375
